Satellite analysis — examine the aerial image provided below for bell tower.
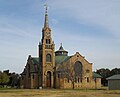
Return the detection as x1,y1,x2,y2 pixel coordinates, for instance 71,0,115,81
38,5,55,88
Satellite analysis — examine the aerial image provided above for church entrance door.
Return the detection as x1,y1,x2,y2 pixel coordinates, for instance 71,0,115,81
46,71,51,87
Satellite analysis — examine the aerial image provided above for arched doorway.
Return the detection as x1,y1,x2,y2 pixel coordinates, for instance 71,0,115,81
46,71,51,87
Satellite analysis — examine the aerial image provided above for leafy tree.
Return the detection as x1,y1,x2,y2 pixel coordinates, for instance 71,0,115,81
95,68,120,86
110,68,120,75
9,73,20,88
0,72,9,87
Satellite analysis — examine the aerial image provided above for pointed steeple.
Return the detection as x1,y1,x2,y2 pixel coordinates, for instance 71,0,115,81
59,43,64,50
42,4,51,43
44,4,49,28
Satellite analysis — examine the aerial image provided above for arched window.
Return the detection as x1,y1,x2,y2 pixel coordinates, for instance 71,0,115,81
46,39,50,44
74,61,82,82
46,54,51,62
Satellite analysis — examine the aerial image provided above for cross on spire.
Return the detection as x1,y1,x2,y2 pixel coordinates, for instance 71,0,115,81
60,43,62,47
44,4,49,28
44,4,48,14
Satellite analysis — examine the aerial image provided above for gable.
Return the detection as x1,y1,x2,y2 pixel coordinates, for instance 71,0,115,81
56,52,92,73
22,56,39,74
70,52,92,65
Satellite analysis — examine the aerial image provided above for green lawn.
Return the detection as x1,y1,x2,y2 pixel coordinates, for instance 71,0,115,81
0,88,120,97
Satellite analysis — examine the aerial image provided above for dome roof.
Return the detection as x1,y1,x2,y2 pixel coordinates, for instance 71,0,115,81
55,44,68,56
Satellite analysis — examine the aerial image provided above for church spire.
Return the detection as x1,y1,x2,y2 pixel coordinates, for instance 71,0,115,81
44,4,49,28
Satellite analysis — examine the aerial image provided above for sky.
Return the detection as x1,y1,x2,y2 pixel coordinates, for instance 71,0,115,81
0,0,120,73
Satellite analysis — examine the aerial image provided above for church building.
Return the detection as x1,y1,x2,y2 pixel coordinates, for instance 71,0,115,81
21,6,101,89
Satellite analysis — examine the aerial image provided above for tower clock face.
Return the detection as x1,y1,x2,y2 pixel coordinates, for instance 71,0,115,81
46,32,50,37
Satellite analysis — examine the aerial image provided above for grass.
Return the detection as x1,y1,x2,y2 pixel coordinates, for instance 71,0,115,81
0,88,120,97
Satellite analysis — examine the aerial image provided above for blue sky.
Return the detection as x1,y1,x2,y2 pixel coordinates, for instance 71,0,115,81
0,0,120,73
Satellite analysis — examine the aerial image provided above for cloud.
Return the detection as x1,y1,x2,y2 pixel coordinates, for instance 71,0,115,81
0,0,120,73
0,16,41,40
48,0,120,38
0,24,28,37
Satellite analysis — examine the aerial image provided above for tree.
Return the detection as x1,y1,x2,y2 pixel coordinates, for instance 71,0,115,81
60,61,82,89
9,73,20,88
95,68,120,86
96,68,110,86
0,72,9,87
110,68,120,76
62,63,75,89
